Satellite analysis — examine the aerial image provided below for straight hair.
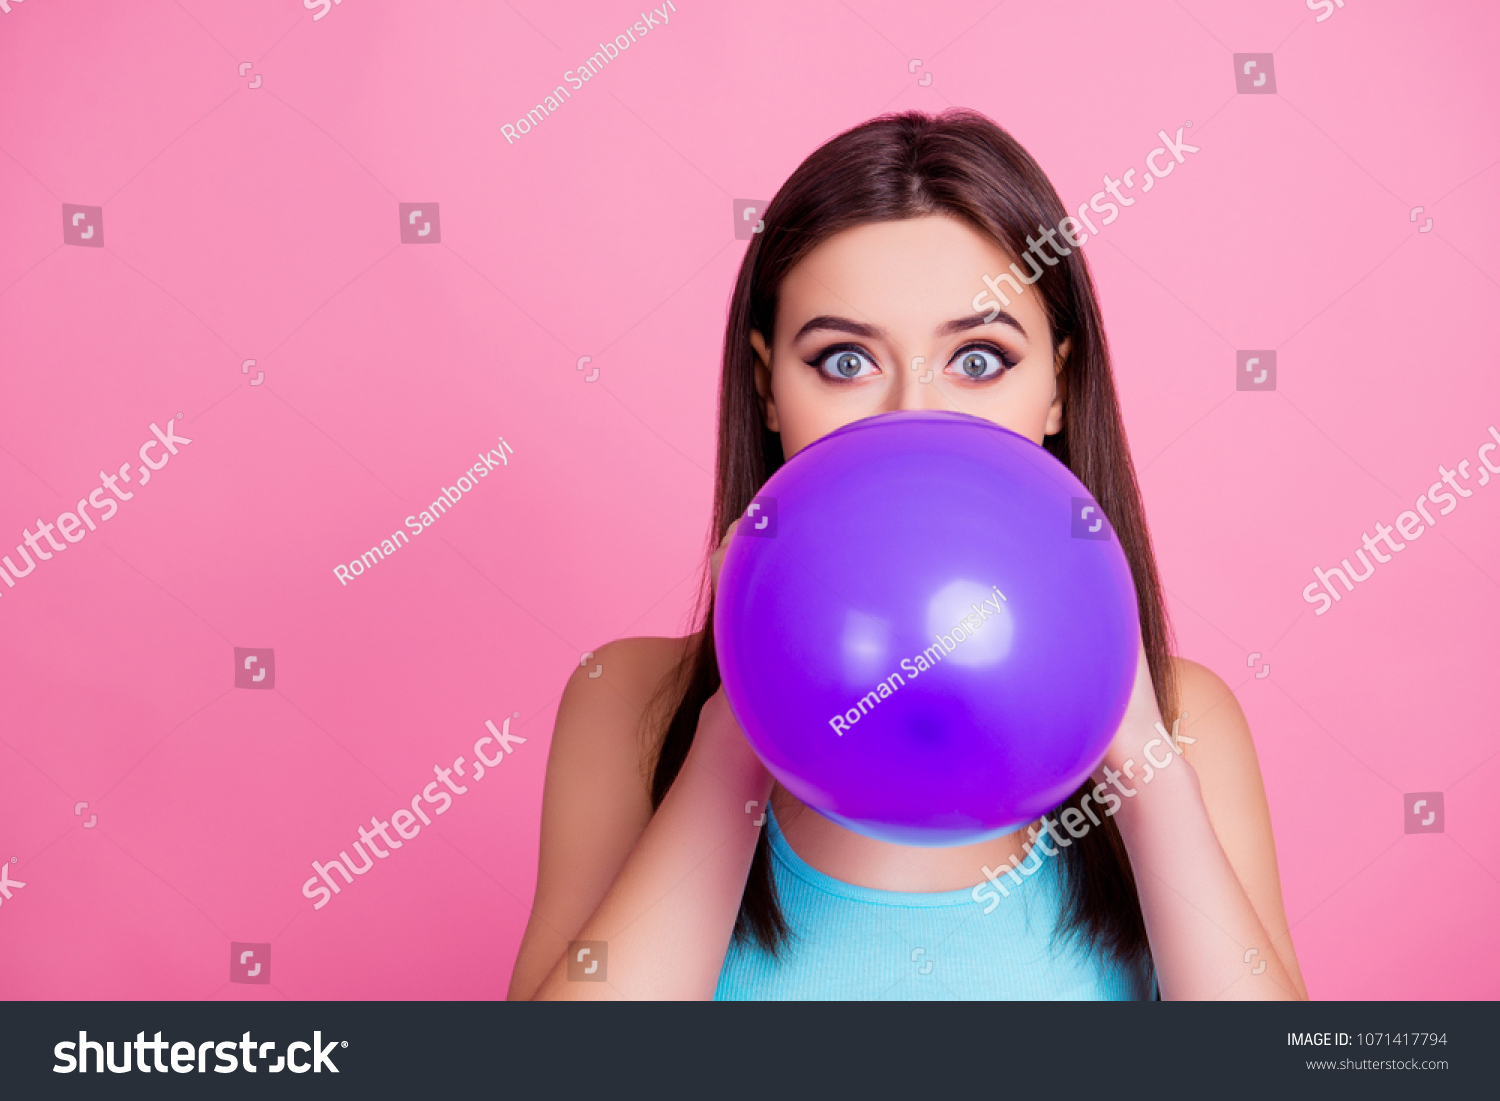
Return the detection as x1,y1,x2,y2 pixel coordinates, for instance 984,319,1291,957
647,109,1180,976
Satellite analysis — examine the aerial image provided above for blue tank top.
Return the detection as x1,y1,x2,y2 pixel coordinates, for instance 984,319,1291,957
714,805,1157,1000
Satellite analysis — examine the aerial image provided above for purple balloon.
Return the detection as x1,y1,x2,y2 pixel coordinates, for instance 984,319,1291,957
714,410,1140,846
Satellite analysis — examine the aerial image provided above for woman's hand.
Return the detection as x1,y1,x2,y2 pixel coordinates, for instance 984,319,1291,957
521,517,773,1000
1101,633,1167,775
694,519,769,774
1091,635,1304,999
710,517,740,593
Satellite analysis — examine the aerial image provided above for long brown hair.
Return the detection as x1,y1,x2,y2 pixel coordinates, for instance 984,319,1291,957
648,109,1180,974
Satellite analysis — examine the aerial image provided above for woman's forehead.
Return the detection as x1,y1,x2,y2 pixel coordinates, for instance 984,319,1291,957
777,216,1049,338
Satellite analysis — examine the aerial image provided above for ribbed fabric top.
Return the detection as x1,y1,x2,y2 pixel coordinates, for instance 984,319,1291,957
714,805,1156,1000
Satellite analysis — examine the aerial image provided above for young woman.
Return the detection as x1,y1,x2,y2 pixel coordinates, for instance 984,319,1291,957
508,110,1309,1001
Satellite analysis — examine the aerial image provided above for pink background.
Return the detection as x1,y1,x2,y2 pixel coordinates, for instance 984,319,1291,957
1,0,1496,1000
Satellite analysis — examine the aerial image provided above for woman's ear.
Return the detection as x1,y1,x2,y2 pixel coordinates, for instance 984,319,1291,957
750,329,780,434
1045,336,1070,437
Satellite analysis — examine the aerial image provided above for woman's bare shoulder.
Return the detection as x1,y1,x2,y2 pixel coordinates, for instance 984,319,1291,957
1168,658,1246,735
588,633,701,718
508,633,703,1000
591,633,700,688
554,633,703,779
1166,655,1309,997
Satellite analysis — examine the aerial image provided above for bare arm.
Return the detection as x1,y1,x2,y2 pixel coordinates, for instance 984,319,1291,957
509,522,772,1001
525,688,771,999
504,635,668,1001
1102,648,1307,1000
1173,659,1308,998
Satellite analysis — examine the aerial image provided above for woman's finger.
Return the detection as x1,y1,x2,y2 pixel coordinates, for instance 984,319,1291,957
710,518,742,592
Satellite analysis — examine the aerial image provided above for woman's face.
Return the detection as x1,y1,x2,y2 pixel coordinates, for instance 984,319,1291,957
751,214,1069,460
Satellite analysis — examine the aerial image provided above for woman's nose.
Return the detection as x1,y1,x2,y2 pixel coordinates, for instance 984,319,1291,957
895,356,942,411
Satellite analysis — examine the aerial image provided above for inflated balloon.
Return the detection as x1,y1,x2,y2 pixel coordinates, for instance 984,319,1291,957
714,410,1140,846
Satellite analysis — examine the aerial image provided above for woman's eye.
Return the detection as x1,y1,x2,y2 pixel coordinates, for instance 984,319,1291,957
947,346,1012,381
813,348,878,380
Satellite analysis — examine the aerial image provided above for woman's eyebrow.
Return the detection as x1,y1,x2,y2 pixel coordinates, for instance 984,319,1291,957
791,315,883,342
937,311,1028,339
791,311,1029,343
